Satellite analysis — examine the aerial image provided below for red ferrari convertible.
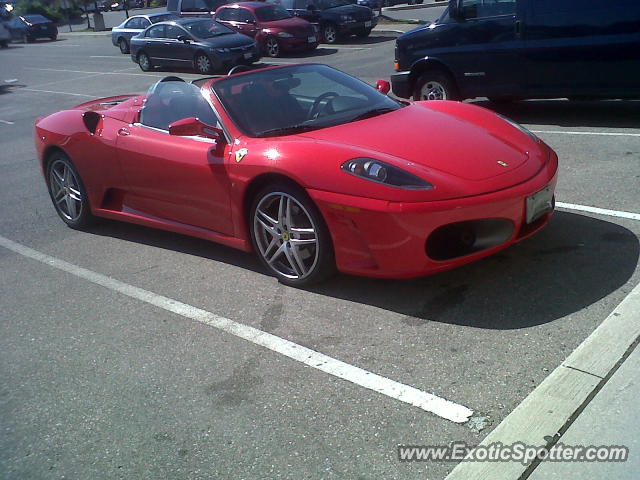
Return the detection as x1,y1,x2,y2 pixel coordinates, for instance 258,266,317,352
35,64,558,286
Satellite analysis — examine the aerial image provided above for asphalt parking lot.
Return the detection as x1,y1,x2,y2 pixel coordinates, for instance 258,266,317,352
1,32,639,480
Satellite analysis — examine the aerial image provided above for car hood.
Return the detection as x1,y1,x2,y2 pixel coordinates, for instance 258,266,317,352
261,17,313,31
324,4,370,14
199,32,254,47
294,101,549,199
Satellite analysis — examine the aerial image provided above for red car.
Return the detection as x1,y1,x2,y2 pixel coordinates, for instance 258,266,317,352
35,64,557,286
215,2,318,57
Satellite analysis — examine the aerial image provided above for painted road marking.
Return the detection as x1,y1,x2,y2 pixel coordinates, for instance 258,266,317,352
557,202,640,221
22,88,95,98
0,119,15,125
532,129,640,137
0,234,474,424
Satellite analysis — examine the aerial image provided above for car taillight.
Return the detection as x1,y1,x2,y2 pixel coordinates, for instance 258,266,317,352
394,61,399,71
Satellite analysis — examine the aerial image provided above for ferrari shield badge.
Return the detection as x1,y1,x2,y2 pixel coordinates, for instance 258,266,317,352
235,148,249,163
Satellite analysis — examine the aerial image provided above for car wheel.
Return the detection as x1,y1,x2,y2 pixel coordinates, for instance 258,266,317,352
118,37,129,54
356,27,372,38
194,53,212,74
250,183,335,286
413,70,459,101
49,34,57,41
137,51,153,71
322,23,338,44
264,36,280,57
46,152,95,229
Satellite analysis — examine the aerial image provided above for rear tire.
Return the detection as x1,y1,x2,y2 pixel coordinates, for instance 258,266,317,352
45,151,96,230
413,69,459,101
321,23,338,44
118,37,129,54
194,52,212,74
137,51,153,71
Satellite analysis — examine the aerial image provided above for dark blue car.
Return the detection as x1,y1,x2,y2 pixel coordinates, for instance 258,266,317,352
6,14,57,42
130,18,260,74
391,0,640,102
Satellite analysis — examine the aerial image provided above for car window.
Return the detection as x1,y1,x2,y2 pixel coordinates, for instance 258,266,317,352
215,8,233,20
532,0,607,14
151,14,175,23
236,8,255,23
317,0,351,9
146,24,165,38
124,18,138,28
461,0,516,19
183,20,234,38
140,18,152,27
255,5,292,21
140,80,221,132
23,14,50,23
165,24,186,39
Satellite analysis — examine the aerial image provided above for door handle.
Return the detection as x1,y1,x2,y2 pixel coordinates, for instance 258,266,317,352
515,20,523,37
118,127,130,136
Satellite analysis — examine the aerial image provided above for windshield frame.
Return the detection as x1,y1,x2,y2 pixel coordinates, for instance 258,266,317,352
254,5,293,21
210,64,402,138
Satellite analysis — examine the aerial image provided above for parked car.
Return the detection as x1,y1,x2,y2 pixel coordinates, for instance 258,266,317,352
349,0,380,17
215,3,318,57
35,64,557,286
112,12,179,53
391,0,640,102
0,21,10,47
130,18,260,74
5,14,57,42
167,0,230,16
269,0,376,43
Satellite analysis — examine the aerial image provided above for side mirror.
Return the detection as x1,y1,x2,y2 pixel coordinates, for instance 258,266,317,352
375,79,391,95
169,117,224,142
177,35,190,43
449,0,462,20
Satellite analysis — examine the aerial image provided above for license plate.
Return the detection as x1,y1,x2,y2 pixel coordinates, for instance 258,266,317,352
308,35,316,43
243,52,252,59
525,185,554,223
364,20,372,27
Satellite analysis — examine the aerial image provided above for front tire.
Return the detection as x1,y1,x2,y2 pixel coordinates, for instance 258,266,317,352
250,183,335,286
46,151,95,229
413,69,458,101
118,37,129,54
137,51,153,71
264,36,280,57
194,52,212,74
321,23,338,44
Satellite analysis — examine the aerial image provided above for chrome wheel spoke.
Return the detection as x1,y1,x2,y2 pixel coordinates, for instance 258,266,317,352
267,243,286,265
288,243,307,276
51,169,64,188
65,194,76,218
278,195,287,228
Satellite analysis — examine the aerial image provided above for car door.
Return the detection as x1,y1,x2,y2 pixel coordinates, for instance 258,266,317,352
142,24,167,62
449,0,523,98
291,0,319,22
163,24,196,67
522,0,640,98
115,82,234,235
233,8,259,38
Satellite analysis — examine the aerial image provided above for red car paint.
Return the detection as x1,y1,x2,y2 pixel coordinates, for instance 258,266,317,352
215,3,318,55
34,65,558,279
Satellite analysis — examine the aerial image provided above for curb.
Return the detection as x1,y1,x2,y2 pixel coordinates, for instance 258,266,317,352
445,280,640,480
59,31,111,37
382,1,445,11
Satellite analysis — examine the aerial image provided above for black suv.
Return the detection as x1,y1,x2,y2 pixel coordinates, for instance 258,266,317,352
270,0,376,43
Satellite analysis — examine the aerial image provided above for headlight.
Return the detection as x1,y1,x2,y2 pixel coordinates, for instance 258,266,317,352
496,114,539,142
342,158,433,189
340,14,355,22
215,47,230,53
277,31,293,38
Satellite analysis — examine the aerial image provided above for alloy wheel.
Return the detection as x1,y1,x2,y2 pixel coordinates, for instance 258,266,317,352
253,192,319,280
419,79,448,100
265,37,279,57
196,54,211,74
49,159,84,222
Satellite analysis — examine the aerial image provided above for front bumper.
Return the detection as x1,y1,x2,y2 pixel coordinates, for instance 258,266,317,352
390,70,412,99
308,153,558,278
338,18,377,34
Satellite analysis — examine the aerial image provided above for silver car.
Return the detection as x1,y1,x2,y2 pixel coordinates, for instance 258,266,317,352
111,12,178,53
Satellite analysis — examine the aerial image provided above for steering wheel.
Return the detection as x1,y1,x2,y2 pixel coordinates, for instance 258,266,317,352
309,92,339,119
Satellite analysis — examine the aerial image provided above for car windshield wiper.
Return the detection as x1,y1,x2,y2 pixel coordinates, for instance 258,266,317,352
348,107,398,123
256,124,318,138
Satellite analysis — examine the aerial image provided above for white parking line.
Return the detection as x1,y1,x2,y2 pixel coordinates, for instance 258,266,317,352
0,234,474,424
531,129,640,137
557,202,640,221
21,88,95,98
24,67,178,78
0,119,15,125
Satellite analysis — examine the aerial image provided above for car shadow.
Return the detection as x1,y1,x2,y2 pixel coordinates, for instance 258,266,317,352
283,47,339,58
331,34,397,45
472,99,640,130
88,211,639,330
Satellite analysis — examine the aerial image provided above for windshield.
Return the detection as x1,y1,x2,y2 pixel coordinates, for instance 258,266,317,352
22,14,50,23
255,5,292,21
183,19,234,38
151,13,179,23
212,64,401,138
318,0,352,9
